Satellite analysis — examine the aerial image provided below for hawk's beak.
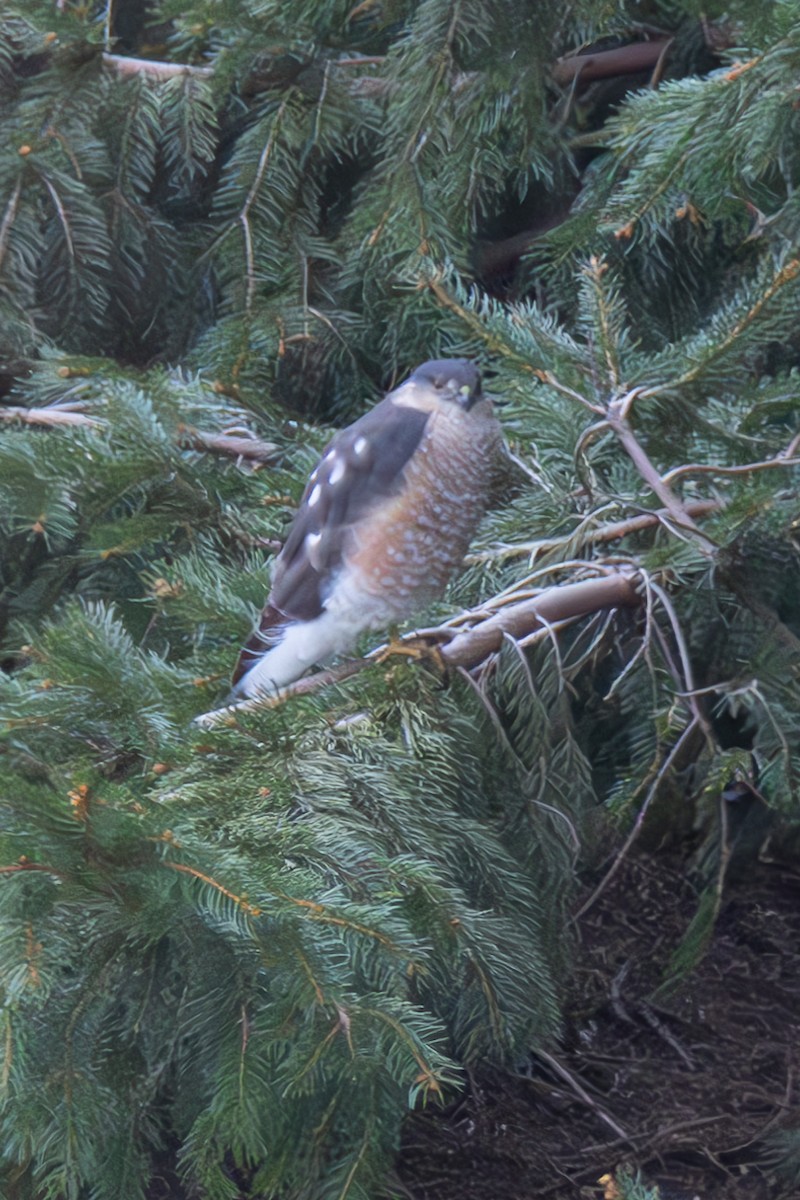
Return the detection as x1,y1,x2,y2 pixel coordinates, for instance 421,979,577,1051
457,383,482,410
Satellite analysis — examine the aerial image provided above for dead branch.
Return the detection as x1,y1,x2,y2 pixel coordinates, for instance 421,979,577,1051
194,569,642,728
102,53,213,80
473,210,572,278
336,56,387,67
442,571,640,669
177,426,280,464
468,499,721,564
585,499,720,542
662,451,800,485
552,40,673,87
0,404,103,428
606,392,716,552
573,716,701,920
534,1047,633,1145
1,404,279,464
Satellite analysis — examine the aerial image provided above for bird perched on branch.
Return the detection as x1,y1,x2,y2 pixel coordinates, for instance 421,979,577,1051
231,358,501,698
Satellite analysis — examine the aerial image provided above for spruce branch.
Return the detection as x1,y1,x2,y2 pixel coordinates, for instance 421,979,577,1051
643,258,800,396
40,173,75,261
242,99,290,313
162,861,263,917
535,370,603,414
425,276,546,376
360,1005,444,1090
0,860,67,880
610,149,689,240
0,176,22,276
163,857,408,948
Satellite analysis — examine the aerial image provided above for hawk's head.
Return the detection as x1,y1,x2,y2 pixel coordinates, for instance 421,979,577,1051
399,359,484,413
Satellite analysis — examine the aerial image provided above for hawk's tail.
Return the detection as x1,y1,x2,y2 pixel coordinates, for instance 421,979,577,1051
230,604,288,691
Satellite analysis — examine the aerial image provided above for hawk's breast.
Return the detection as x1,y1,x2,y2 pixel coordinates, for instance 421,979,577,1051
342,399,499,618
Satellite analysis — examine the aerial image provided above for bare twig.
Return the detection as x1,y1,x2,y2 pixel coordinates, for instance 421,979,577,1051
662,452,800,485
573,716,700,920
102,53,213,80
637,1001,697,1069
0,404,103,429
0,177,23,276
648,578,714,743
467,499,721,564
240,100,289,312
534,1048,633,1144
606,391,716,551
1,406,279,464
579,1113,727,1157
649,37,676,88
194,657,370,728
177,426,280,464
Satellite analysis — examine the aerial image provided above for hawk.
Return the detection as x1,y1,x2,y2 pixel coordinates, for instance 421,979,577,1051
231,358,501,698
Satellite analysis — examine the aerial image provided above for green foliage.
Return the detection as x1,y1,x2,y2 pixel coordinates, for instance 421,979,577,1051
1,632,568,1198
2,0,800,1197
765,1126,800,1188
600,1167,663,1200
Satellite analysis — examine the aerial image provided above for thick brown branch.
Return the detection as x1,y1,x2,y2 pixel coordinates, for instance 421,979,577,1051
194,570,642,727
552,40,672,87
473,210,572,278
441,572,641,670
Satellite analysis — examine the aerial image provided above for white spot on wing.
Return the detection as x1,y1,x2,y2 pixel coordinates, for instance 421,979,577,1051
328,458,346,485
305,531,322,550
308,484,322,507
354,437,368,456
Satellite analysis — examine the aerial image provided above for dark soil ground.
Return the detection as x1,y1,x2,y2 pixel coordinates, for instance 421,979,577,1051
398,853,800,1200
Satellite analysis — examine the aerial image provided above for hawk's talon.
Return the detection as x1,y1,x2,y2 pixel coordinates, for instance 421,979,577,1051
374,631,450,686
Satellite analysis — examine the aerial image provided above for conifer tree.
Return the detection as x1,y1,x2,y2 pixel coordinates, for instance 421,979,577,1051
2,1,800,1197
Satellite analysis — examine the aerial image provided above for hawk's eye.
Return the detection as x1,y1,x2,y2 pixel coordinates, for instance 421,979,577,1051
433,378,445,390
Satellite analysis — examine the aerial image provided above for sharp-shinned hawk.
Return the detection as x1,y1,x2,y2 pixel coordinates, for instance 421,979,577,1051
231,358,501,697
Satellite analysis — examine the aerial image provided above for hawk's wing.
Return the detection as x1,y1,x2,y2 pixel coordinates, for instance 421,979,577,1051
231,396,429,685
